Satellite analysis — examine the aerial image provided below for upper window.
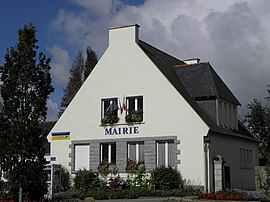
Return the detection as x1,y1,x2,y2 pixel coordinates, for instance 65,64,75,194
101,98,119,125
125,96,143,122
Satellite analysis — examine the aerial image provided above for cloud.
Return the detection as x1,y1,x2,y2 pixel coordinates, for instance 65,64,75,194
47,45,71,86
46,99,59,121
51,0,270,116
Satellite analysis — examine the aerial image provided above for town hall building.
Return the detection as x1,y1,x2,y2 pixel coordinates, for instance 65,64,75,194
48,24,258,192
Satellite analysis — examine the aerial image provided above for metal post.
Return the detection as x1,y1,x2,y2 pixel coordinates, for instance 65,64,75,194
19,186,22,202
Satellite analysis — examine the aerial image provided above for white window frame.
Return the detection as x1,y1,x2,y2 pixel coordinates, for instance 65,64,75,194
74,144,90,171
127,142,144,163
100,143,116,164
156,141,174,167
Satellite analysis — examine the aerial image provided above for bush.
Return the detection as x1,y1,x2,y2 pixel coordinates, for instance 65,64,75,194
73,169,101,197
90,189,109,200
131,186,154,197
108,189,139,199
151,166,184,190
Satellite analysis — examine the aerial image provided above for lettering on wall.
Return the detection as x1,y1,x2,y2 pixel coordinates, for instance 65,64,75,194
105,126,139,135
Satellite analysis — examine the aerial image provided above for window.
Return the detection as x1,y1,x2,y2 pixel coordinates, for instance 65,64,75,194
126,96,143,122
100,143,116,164
240,148,252,169
156,141,174,167
127,142,144,163
75,145,90,171
101,98,119,124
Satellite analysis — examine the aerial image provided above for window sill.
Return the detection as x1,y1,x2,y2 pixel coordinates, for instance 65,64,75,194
100,121,145,127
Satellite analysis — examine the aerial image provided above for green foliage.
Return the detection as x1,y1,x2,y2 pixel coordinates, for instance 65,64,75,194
98,160,110,177
151,165,184,190
245,99,270,160
101,114,119,125
73,169,101,198
59,47,98,117
125,109,143,123
126,159,139,174
0,23,54,200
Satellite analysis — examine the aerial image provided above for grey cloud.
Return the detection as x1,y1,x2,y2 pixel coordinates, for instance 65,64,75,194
51,0,270,117
205,2,270,115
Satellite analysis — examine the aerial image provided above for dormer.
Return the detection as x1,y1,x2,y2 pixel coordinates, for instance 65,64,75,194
174,61,240,130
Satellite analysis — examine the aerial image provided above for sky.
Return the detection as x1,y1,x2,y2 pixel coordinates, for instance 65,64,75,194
0,0,269,121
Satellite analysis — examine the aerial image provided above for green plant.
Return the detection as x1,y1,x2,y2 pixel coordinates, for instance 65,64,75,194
101,114,119,125
73,169,101,197
98,160,110,177
125,109,143,123
126,159,139,174
151,165,184,190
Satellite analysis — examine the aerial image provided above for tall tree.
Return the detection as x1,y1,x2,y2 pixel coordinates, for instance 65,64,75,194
59,47,98,116
245,99,270,163
84,46,98,81
0,23,54,200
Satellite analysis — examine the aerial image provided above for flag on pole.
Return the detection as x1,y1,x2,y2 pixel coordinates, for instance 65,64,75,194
119,98,123,114
122,95,126,111
106,100,119,113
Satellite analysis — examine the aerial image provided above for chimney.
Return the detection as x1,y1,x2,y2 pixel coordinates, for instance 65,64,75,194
183,58,200,64
108,24,140,47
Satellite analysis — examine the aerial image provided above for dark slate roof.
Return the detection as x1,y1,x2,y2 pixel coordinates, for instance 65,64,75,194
138,40,257,142
174,63,240,105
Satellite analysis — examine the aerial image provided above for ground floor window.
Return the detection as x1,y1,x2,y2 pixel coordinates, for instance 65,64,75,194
240,148,252,169
156,141,174,167
100,143,116,164
127,142,144,163
74,144,90,171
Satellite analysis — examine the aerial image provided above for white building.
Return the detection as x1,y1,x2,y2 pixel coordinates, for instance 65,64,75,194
48,24,258,192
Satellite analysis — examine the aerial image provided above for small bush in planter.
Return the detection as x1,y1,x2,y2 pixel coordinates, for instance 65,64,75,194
125,109,143,123
101,114,119,125
151,165,184,190
98,160,111,177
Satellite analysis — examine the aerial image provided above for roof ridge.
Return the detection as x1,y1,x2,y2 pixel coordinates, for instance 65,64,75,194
139,40,185,65
173,62,209,68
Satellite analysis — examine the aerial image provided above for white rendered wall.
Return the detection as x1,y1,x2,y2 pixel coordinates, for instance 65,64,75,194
209,134,258,190
48,25,209,185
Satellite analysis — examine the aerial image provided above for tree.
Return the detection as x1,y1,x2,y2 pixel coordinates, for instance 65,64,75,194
59,47,98,116
0,23,54,200
84,46,98,80
245,99,270,163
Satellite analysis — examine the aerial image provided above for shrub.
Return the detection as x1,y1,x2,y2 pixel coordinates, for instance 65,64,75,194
98,160,110,177
73,169,101,197
151,166,184,190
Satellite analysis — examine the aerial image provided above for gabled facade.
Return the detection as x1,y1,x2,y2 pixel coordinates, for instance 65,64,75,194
48,24,258,192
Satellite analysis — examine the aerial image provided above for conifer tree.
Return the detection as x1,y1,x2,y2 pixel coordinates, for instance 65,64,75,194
0,23,54,200
59,47,98,116
84,46,98,80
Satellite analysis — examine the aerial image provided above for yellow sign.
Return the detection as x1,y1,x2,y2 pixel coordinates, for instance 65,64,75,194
51,132,70,140
52,135,70,140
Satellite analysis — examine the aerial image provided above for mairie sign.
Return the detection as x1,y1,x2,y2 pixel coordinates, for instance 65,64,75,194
105,126,139,135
